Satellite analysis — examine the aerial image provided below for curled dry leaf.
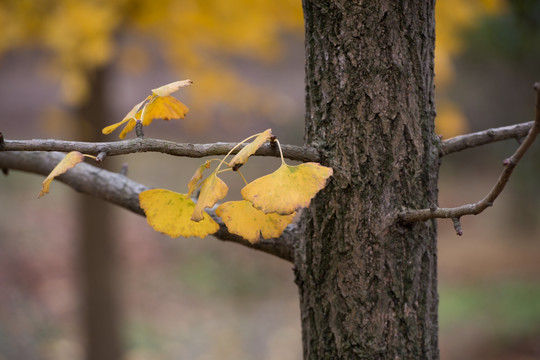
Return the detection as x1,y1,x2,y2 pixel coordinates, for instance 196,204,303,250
229,129,272,170
241,162,333,215
191,172,229,222
216,200,295,243
151,79,193,97
139,189,219,238
187,160,211,197
38,151,85,198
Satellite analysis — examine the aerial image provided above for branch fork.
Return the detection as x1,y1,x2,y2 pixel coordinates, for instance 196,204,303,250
399,82,540,234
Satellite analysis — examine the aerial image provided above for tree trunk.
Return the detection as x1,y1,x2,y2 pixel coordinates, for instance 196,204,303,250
76,67,123,360
295,1,439,359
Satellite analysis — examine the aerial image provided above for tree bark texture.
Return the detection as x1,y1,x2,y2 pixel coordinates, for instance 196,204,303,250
296,1,439,359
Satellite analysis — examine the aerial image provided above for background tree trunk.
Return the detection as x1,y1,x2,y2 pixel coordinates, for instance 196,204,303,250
76,67,123,360
295,1,440,358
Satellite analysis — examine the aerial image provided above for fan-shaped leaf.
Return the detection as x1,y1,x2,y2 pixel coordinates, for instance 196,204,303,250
38,151,85,198
229,129,272,170
191,172,228,221
102,80,191,138
216,200,295,243
141,95,189,126
241,162,333,214
151,79,193,97
139,189,219,238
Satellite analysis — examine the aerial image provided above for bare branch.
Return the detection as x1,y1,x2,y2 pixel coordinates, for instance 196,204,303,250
0,137,320,163
0,151,295,262
440,121,534,156
400,82,540,226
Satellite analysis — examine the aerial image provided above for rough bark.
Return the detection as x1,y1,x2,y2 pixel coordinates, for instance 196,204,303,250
295,1,439,359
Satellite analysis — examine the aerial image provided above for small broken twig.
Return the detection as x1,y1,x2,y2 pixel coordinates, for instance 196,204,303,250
451,217,463,236
119,163,128,176
96,151,108,163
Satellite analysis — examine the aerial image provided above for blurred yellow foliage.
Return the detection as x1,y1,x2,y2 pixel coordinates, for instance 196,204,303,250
435,0,507,138
0,0,302,122
1,0,508,138
434,100,468,138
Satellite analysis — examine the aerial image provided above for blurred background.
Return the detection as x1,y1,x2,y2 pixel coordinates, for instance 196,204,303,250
0,0,539,359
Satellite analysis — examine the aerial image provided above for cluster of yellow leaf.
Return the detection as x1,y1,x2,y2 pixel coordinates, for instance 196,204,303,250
139,129,333,243
102,80,192,138
38,81,333,244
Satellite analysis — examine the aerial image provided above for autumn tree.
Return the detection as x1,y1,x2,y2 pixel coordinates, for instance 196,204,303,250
0,1,302,359
1,0,539,359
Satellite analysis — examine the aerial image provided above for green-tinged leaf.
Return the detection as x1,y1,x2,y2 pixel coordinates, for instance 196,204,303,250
139,189,219,238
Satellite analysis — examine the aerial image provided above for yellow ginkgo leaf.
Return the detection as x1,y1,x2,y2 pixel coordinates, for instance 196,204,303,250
216,200,295,243
102,80,191,139
241,162,333,214
101,117,131,136
229,129,272,170
191,172,228,222
139,189,219,238
187,160,211,197
118,118,137,139
102,96,151,137
151,79,193,97
141,95,189,126
38,151,85,198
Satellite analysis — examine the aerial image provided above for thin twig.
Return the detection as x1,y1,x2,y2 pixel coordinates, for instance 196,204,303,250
440,121,534,156
0,150,296,262
451,217,463,236
399,82,540,225
135,120,144,138
0,137,320,163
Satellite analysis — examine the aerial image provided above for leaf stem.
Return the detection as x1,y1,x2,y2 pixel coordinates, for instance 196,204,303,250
275,139,286,165
217,167,248,185
216,132,264,171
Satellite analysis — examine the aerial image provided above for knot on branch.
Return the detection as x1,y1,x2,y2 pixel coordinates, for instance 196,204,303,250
96,151,108,163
